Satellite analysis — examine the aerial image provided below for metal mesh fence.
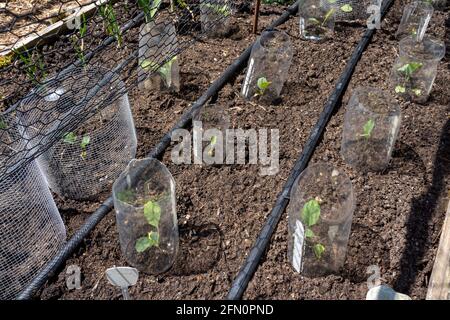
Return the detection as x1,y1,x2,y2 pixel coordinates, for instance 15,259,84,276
0,160,66,300
0,0,246,182
321,0,382,21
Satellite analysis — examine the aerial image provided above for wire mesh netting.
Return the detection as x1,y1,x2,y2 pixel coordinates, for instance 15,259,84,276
321,0,382,21
0,160,66,300
0,0,247,184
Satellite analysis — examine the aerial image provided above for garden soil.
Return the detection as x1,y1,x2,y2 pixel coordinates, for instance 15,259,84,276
35,1,450,300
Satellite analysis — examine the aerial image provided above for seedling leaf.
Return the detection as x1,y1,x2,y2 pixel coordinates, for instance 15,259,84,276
361,119,375,139
305,228,315,239
301,199,321,227
81,135,90,149
340,4,353,12
143,200,161,228
313,243,325,259
395,85,406,94
63,132,77,144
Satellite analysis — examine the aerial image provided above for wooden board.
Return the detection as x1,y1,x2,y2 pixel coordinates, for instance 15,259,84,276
1,0,110,56
427,197,450,300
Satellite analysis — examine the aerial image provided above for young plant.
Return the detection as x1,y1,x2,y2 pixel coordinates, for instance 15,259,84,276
308,7,335,26
140,56,178,86
255,77,271,96
63,132,91,160
360,119,375,139
135,200,161,253
395,61,423,96
202,2,232,17
70,14,87,67
207,135,218,157
301,199,326,260
99,4,122,47
138,0,162,23
13,49,46,84
170,0,195,18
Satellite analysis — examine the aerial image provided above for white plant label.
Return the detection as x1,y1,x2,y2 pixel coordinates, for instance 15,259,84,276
367,4,382,30
292,220,305,273
242,58,255,98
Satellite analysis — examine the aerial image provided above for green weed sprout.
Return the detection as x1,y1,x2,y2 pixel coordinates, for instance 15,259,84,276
99,4,122,47
71,14,87,66
138,0,162,23
13,49,46,84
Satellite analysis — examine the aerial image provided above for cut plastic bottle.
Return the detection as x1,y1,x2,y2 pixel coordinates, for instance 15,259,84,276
138,19,180,92
287,162,355,277
341,87,401,172
241,29,293,105
395,1,434,41
193,104,231,165
200,0,233,38
112,158,179,274
390,35,445,103
299,0,335,41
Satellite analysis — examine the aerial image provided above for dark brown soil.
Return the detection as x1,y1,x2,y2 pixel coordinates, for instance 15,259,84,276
35,1,450,301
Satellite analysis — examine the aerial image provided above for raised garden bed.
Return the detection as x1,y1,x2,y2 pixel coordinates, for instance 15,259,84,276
1,0,449,300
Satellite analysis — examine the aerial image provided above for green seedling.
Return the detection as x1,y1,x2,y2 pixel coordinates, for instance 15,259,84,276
13,49,47,84
255,77,271,96
397,62,423,80
207,135,218,157
301,199,326,260
135,200,161,253
0,119,7,130
202,3,232,17
170,0,195,18
326,0,352,13
360,119,375,139
99,4,122,47
340,4,353,13
141,56,178,86
116,189,135,203
138,0,162,23
71,14,87,66
396,62,424,97
63,132,91,159
307,8,335,26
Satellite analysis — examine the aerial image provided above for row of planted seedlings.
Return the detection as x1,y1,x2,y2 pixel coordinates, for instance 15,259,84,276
105,0,387,296
23,0,396,298
0,0,239,299
286,0,446,299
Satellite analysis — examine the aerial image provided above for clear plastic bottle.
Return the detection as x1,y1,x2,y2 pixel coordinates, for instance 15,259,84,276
287,163,355,277
200,0,233,37
395,1,434,40
241,29,293,105
341,87,401,172
390,35,445,103
138,19,180,92
299,0,335,41
112,158,179,274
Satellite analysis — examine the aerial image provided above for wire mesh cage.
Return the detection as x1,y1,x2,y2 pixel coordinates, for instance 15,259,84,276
0,1,248,183
0,160,66,300
16,66,137,200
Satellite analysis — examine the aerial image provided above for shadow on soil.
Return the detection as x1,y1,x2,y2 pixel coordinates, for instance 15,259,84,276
394,119,450,294
168,223,222,276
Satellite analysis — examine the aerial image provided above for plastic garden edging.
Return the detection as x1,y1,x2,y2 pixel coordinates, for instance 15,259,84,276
227,0,395,300
16,0,304,300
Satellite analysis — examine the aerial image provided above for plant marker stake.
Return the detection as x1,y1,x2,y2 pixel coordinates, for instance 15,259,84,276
105,267,139,300
253,0,261,34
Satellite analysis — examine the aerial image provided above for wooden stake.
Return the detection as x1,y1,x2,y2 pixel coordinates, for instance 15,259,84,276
252,0,261,34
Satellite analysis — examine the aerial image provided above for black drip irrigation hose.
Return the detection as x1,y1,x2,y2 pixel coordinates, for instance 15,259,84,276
16,0,303,300
227,0,395,300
